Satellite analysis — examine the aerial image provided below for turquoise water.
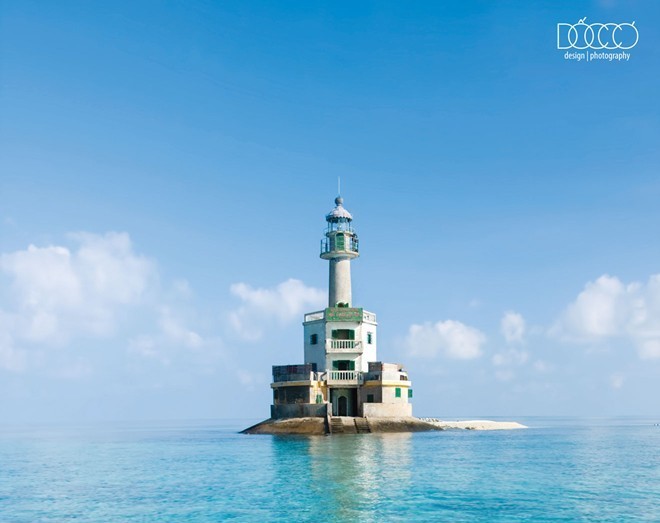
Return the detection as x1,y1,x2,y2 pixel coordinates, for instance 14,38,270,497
1,418,659,522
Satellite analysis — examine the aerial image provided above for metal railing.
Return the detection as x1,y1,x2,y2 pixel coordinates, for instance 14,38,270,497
320,236,359,256
272,364,316,383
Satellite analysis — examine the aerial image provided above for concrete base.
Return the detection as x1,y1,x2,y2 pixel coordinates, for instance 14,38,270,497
242,417,327,435
242,416,441,435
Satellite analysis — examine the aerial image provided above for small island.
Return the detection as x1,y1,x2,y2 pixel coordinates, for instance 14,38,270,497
243,195,524,435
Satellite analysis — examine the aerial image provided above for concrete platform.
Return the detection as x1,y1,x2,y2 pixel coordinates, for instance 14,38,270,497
241,416,442,435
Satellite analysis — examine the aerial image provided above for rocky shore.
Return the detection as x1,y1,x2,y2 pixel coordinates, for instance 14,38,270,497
242,416,527,435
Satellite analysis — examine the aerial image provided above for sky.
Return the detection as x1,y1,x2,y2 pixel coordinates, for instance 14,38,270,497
1,0,659,422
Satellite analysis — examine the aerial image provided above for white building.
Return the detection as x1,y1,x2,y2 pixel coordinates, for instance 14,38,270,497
271,195,413,419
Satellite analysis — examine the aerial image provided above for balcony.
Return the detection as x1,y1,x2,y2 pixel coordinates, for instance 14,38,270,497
272,364,317,384
320,236,359,256
327,339,362,352
327,370,363,385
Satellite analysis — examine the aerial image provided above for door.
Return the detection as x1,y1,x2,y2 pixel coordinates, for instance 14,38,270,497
338,396,348,416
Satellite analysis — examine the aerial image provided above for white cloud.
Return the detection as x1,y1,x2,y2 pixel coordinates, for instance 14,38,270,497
610,373,625,390
492,348,529,367
639,339,660,360
533,360,553,373
158,307,203,349
229,278,325,341
405,320,485,360
0,312,26,372
553,275,629,340
553,274,660,359
0,232,156,371
128,335,160,359
0,232,153,344
501,311,526,343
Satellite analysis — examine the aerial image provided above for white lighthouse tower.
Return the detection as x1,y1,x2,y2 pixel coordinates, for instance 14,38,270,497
321,195,358,308
270,195,413,423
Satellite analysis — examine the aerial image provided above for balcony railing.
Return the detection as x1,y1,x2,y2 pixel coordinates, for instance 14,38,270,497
327,370,362,384
327,339,362,351
320,236,359,256
272,364,317,383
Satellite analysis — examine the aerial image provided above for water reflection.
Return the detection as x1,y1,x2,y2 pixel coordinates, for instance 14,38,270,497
269,433,412,522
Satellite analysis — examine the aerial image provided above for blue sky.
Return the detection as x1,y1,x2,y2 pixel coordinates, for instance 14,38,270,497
1,1,659,422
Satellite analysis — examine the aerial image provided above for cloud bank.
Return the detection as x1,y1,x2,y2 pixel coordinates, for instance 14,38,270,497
405,320,485,360
229,278,325,341
553,274,660,359
0,232,154,370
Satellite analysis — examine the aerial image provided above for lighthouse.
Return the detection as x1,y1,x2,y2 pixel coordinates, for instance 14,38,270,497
321,195,358,308
270,195,413,423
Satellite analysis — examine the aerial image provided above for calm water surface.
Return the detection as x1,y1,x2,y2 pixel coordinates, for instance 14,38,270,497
1,418,659,522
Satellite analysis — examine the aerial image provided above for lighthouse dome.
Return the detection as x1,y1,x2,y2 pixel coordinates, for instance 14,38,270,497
326,196,353,222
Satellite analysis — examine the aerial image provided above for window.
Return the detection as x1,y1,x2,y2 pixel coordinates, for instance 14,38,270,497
332,360,355,371
367,394,374,403
316,394,323,404
367,332,373,344
395,388,401,398
332,329,355,340
335,234,345,250
408,389,413,398
310,334,318,345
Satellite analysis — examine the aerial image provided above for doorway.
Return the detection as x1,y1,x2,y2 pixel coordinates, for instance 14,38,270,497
338,396,348,416
331,388,358,416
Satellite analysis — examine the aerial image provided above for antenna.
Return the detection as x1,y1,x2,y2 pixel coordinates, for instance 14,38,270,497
338,177,341,195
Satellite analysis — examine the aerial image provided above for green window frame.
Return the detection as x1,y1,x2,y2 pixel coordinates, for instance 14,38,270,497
335,234,345,250
332,360,355,371
367,332,373,344
332,329,355,340
395,388,401,398
408,389,413,398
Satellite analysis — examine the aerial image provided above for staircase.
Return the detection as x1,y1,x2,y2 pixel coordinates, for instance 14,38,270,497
328,416,371,434
329,416,344,434
354,417,371,434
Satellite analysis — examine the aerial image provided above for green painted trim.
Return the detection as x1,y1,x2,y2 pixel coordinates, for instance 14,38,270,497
325,307,363,322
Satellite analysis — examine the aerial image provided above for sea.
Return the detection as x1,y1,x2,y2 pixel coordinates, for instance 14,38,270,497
1,417,658,522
